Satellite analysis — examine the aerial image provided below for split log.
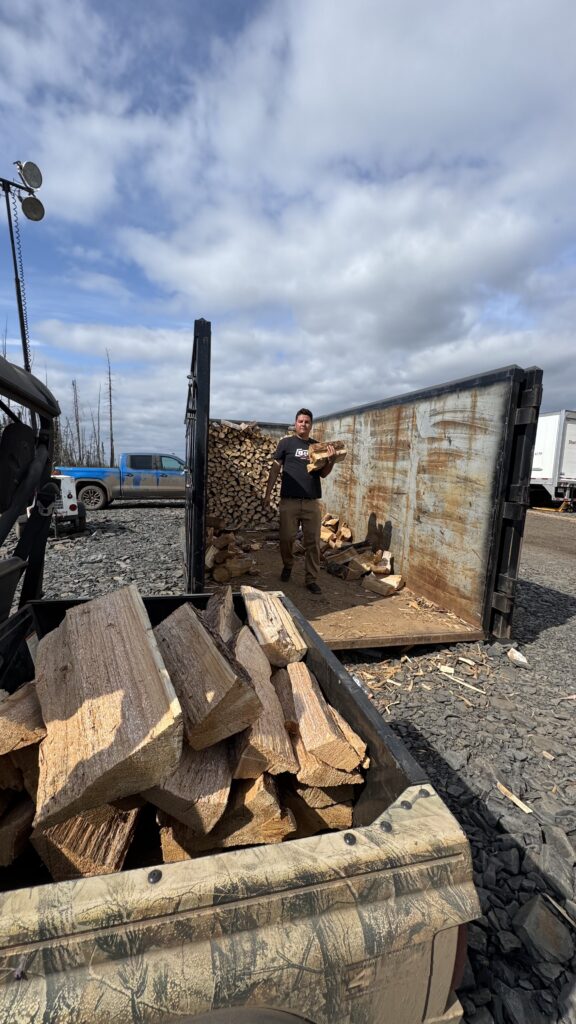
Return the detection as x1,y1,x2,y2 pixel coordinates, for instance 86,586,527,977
213,532,236,549
204,544,218,570
293,731,364,788
34,585,183,829
160,774,296,860
329,705,367,765
0,798,35,866
322,515,339,529
212,566,230,583
32,804,139,881
203,586,242,643
241,586,307,667
294,782,357,808
143,741,231,834
306,441,347,473
0,682,46,756
282,791,353,836
225,556,255,578
154,603,262,749
270,668,298,735
232,627,298,778
371,551,393,575
287,663,361,772
362,573,405,596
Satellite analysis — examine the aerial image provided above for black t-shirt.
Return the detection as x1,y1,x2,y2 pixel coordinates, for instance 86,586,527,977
274,435,322,500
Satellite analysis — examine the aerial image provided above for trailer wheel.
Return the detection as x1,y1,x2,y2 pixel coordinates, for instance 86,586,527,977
77,484,107,510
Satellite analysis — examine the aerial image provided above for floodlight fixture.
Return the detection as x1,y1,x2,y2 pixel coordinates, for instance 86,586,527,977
20,194,45,221
15,160,43,191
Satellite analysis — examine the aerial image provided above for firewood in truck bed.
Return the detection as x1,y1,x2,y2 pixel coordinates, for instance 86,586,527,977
159,773,297,859
231,626,299,779
0,683,46,756
154,603,262,749
240,585,307,666
143,741,231,834
32,803,139,881
33,585,183,829
287,662,364,772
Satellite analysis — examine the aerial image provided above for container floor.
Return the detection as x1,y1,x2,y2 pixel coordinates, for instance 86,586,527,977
224,540,484,650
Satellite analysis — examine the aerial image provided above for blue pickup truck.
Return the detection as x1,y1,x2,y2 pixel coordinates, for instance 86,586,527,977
54,452,186,509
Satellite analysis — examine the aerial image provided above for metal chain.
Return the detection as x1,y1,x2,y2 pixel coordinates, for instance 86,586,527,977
10,188,32,370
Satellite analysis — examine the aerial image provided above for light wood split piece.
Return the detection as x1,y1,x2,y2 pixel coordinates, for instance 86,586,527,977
34,585,183,829
154,603,261,749
144,741,231,834
0,683,46,756
240,586,307,667
232,627,298,778
287,663,361,772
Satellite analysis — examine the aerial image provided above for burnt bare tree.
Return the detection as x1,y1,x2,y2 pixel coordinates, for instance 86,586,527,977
107,349,115,468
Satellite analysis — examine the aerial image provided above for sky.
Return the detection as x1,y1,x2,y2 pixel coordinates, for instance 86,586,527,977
1,0,575,456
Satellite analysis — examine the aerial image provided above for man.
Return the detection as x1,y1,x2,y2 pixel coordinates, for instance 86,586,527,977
264,408,337,595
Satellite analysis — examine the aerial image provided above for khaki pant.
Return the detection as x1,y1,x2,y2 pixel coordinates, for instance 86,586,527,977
279,498,322,584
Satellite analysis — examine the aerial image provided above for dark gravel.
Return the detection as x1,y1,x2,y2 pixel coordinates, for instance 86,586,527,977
343,511,576,1024
2,504,575,1022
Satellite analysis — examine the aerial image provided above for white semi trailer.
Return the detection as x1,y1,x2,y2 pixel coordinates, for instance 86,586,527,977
530,409,576,508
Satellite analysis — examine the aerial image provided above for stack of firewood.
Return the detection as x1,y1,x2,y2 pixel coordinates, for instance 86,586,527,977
204,526,261,584
321,514,404,593
207,419,281,528
0,584,368,880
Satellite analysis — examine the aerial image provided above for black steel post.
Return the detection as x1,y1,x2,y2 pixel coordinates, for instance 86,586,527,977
2,182,31,373
185,319,211,592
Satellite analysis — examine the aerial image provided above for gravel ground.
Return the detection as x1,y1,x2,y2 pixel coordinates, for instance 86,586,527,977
2,504,575,1023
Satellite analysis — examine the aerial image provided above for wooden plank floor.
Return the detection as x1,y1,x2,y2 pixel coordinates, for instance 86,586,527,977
225,540,484,650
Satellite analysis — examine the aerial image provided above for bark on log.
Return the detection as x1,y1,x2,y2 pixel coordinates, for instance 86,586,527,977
202,586,242,643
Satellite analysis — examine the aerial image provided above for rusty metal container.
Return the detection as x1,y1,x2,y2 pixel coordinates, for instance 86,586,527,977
313,365,542,638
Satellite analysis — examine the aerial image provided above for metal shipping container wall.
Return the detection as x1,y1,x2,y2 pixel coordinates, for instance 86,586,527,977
313,366,542,633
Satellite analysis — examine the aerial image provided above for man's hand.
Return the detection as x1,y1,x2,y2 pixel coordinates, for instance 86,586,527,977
326,443,336,462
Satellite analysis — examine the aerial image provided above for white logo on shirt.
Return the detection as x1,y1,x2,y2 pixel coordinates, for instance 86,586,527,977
295,448,309,459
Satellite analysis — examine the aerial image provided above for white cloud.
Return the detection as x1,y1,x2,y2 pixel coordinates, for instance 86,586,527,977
1,0,575,455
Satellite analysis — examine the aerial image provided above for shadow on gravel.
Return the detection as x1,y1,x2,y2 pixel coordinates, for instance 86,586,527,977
513,579,576,643
393,722,576,1024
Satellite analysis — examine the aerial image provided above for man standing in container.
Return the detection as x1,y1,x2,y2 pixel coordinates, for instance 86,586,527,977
264,409,337,595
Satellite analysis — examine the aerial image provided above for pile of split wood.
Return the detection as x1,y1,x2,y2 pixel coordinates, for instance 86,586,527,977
321,514,405,595
204,524,262,584
207,419,280,528
0,584,369,881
